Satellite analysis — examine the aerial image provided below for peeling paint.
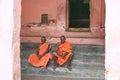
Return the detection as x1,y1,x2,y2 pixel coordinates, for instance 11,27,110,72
20,0,105,44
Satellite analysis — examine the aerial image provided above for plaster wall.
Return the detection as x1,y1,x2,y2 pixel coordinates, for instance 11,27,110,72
0,0,120,80
0,0,21,80
21,0,105,37
90,0,105,31
0,0,14,80
21,0,57,25
105,0,120,80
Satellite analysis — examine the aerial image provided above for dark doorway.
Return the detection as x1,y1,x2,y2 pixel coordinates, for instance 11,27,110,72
69,0,90,32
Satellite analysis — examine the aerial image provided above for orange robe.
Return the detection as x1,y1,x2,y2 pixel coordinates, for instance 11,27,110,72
53,41,73,65
28,42,52,68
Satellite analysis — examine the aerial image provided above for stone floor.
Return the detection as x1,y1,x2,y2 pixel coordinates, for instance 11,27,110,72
21,43,105,80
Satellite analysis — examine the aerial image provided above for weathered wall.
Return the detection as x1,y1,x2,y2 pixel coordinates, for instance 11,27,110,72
21,0,66,37
0,0,21,80
21,0,105,34
13,0,21,80
21,0,57,25
20,0,105,45
90,0,105,32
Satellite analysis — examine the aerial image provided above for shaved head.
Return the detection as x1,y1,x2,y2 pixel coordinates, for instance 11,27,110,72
60,35,66,43
41,36,46,43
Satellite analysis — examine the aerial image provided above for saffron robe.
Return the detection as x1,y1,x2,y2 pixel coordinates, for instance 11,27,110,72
53,41,73,65
28,42,52,68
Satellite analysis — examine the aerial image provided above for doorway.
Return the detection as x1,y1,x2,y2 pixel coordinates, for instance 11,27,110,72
68,0,90,32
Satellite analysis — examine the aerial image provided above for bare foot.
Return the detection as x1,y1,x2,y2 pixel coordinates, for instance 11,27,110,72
41,66,46,69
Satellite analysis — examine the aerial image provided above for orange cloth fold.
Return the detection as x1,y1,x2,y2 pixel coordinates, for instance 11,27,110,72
53,41,73,65
28,42,52,68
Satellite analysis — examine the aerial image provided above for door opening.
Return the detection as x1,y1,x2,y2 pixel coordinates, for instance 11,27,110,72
68,0,90,32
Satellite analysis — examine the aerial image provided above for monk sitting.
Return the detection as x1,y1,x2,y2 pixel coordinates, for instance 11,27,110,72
28,36,52,69
53,35,73,71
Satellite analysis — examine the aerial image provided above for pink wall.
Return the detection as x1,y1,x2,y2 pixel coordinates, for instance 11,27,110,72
21,0,105,45
56,0,66,26
21,0,67,38
21,0,57,24
90,0,105,32
21,0,105,27
13,0,21,79
21,0,67,27
21,0,105,32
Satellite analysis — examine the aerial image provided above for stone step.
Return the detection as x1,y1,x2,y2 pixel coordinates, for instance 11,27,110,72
22,74,104,80
21,59,104,70
21,43,105,53
21,49,105,57
21,43,105,80
21,65,104,79
21,53,104,69
21,59,104,78
21,52,105,65
22,66,104,75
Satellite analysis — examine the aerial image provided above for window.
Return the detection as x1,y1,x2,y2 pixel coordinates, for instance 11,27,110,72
41,14,48,24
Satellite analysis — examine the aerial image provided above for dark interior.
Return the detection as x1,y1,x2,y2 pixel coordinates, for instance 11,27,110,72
69,0,90,28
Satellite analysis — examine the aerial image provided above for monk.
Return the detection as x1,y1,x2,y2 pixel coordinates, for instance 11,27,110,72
53,35,73,71
28,36,52,69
